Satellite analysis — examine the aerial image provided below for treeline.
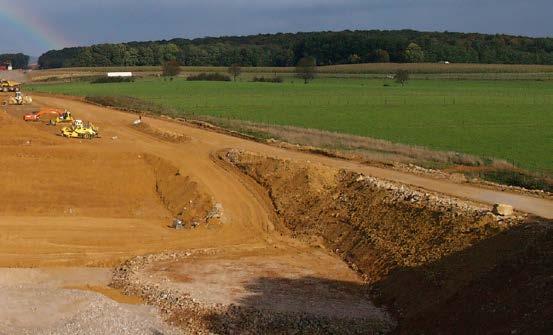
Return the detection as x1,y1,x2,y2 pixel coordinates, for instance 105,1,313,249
0,53,30,69
38,30,553,69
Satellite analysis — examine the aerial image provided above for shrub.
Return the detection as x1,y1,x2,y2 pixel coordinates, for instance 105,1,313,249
475,169,553,192
187,73,231,81
394,69,410,86
252,76,283,83
91,76,135,84
228,64,242,81
162,60,181,77
295,56,317,84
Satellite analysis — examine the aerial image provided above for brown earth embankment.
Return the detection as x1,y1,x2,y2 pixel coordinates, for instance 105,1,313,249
221,149,551,333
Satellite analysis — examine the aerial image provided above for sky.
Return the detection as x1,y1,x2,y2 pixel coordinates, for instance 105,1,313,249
0,0,551,56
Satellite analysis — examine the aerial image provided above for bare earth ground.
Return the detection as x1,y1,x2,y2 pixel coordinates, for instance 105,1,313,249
1,93,552,333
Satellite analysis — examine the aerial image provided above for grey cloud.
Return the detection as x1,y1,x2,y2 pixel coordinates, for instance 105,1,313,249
0,0,551,55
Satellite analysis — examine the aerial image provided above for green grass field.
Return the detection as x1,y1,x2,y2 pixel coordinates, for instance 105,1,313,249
27,77,553,173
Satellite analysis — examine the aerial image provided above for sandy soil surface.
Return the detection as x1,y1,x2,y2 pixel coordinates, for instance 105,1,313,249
0,99,274,267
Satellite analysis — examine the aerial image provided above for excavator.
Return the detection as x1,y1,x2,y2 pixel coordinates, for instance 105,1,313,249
60,119,99,139
24,108,65,122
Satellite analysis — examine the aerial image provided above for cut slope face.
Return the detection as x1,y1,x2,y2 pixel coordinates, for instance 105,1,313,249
220,150,552,333
131,122,191,143
222,149,516,283
144,154,214,224
375,219,553,334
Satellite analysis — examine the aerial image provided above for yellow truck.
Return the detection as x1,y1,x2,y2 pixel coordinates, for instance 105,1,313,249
0,80,21,92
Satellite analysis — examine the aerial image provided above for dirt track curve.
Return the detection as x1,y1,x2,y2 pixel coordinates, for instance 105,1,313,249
37,95,553,220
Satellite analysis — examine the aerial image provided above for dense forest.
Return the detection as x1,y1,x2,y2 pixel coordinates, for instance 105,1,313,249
38,30,553,69
0,53,30,69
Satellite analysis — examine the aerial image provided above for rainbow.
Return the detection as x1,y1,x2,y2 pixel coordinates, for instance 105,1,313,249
0,4,69,51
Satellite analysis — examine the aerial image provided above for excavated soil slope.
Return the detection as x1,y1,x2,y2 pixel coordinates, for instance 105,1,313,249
222,150,552,334
222,150,516,282
1,96,396,333
131,122,191,143
144,154,214,224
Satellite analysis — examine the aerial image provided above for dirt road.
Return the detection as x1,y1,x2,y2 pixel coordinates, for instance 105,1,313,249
36,95,553,219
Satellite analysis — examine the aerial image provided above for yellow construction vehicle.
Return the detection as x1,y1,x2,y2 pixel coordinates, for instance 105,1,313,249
0,80,21,92
60,120,99,139
49,110,74,125
7,91,32,105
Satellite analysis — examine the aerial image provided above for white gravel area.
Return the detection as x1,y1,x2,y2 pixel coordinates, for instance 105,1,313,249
0,269,181,335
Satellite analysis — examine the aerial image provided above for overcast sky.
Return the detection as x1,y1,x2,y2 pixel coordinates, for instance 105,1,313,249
0,0,551,56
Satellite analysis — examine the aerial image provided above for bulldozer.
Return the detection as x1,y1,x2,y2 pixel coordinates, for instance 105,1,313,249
60,119,99,139
24,107,64,121
48,110,75,125
8,91,32,105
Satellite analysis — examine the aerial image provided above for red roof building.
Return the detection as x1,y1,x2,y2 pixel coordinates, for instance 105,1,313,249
0,62,13,71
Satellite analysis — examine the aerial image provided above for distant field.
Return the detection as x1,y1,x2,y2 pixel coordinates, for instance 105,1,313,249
27,77,553,173
29,63,553,82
